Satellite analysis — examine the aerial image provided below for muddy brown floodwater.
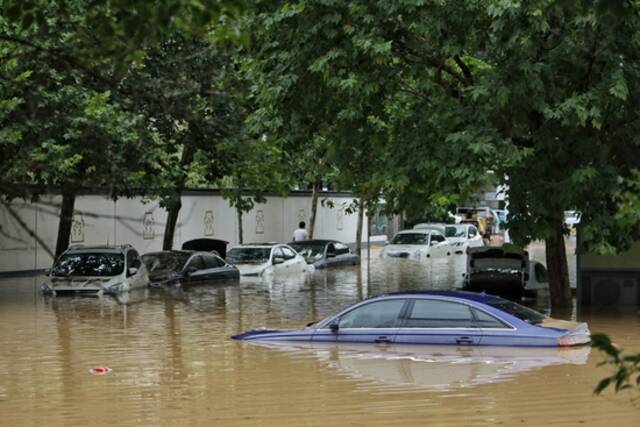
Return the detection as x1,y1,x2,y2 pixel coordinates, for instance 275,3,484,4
1,243,639,426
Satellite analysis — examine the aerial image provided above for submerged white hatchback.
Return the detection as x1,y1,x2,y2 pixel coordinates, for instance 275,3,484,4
41,245,149,295
226,243,308,276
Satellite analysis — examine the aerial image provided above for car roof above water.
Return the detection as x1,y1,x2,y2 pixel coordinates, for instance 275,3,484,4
374,290,505,305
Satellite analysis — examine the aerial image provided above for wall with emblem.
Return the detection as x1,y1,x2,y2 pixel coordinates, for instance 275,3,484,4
0,191,369,274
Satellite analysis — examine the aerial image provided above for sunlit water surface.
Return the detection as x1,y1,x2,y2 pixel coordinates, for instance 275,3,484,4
1,245,639,426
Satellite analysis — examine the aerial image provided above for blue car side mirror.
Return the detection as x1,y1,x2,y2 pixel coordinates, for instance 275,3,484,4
329,321,339,333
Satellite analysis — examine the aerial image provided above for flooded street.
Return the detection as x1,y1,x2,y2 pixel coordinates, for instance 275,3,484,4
1,245,638,426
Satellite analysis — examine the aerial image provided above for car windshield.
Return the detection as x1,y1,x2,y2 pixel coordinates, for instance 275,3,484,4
142,252,190,272
226,247,271,264
290,242,325,257
51,252,125,277
391,233,428,245
445,225,466,238
486,298,546,325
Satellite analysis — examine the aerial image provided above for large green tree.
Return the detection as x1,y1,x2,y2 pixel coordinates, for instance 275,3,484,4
249,0,640,307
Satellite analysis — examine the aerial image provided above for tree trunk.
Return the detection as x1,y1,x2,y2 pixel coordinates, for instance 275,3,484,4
162,143,195,250
55,189,76,258
355,199,364,257
545,221,572,307
163,198,182,250
237,204,244,244
308,177,321,239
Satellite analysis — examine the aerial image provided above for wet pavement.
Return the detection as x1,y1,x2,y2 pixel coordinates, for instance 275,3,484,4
1,243,639,426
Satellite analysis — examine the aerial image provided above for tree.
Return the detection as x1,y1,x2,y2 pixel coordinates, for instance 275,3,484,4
1,1,247,255
120,35,245,249
250,1,640,307
591,333,640,396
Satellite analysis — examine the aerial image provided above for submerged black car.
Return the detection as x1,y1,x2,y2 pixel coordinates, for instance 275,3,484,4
288,240,360,269
141,250,239,286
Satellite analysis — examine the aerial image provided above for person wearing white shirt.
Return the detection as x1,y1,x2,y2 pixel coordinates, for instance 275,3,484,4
292,221,309,241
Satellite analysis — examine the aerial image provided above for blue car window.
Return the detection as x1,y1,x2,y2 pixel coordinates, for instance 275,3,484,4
472,308,510,329
403,300,474,328
339,300,405,328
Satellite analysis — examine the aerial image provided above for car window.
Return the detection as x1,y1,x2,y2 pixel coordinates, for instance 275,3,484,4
534,263,548,282
391,233,428,245
472,308,510,328
339,300,406,328
203,254,225,268
272,247,285,260
188,255,205,270
485,298,546,325
403,300,474,328
226,247,271,264
334,243,350,255
126,249,141,269
281,247,296,260
430,233,445,244
51,253,124,277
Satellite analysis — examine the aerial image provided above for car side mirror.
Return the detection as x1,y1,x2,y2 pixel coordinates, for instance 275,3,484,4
273,257,285,265
327,252,336,258
329,321,339,333
430,241,437,246
185,266,197,276
127,267,138,277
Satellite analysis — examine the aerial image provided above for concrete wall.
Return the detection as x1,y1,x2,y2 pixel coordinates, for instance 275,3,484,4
0,191,369,274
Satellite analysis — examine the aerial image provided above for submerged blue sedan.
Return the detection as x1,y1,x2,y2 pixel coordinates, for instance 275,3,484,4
232,291,590,347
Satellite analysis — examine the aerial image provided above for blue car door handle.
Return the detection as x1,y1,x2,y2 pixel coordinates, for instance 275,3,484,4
374,336,392,344
456,336,474,345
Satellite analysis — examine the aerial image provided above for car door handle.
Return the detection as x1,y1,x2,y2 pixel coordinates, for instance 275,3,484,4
456,337,474,345
374,336,392,344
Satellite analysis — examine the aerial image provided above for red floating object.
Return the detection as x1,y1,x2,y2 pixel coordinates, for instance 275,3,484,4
89,365,112,375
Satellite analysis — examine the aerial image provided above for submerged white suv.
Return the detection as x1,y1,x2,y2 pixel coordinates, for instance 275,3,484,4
41,245,148,295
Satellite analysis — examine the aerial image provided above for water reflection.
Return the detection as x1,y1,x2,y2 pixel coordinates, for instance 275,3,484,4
245,342,591,391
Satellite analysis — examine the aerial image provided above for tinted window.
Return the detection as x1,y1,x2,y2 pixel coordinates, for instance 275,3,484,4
126,249,141,269
391,233,428,245
486,298,546,325
188,256,205,270
142,252,190,272
339,300,406,328
203,254,225,268
430,233,445,244
290,242,325,257
534,263,548,282
334,243,350,255
472,308,510,328
281,247,296,260
272,247,285,260
226,248,271,264
52,253,125,277
403,300,474,328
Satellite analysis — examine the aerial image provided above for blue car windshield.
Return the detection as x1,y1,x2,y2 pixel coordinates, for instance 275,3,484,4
486,299,546,324
52,253,125,277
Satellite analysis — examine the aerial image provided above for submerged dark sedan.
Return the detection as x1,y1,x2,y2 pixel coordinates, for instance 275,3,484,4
288,240,359,269
233,291,590,347
142,250,239,286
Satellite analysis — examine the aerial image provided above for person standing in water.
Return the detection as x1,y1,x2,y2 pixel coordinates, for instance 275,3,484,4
292,221,309,241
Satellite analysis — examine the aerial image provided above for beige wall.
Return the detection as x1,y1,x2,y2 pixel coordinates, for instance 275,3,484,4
0,192,368,273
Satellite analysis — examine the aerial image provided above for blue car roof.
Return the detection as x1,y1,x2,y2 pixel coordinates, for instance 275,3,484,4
379,290,504,304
